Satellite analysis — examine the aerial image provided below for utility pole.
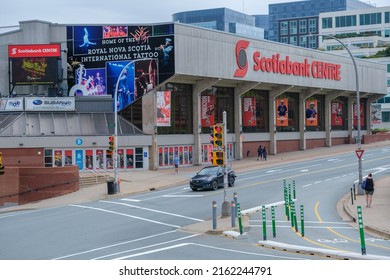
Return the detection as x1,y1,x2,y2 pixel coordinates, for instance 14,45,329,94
221,111,231,217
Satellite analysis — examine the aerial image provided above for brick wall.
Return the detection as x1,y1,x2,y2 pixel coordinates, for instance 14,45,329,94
0,165,79,206
363,133,390,144
0,148,44,167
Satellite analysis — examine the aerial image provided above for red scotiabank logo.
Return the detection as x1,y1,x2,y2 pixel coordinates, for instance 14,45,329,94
234,40,250,78
233,40,342,81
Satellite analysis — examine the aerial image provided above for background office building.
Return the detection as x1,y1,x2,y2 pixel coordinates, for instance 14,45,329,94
269,0,374,48
172,8,264,39
318,6,390,129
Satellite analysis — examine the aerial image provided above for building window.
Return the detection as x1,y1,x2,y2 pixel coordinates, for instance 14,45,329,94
383,112,390,123
299,36,307,48
158,83,193,135
44,149,53,167
299,19,307,34
276,92,299,132
309,19,317,33
280,37,288,44
360,13,382,25
385,29,390,38
242,90,269,133
290,36,297,46
387,64,390,73
200,86,235,134
308,35,317,49
336,15,356,27
322,17,332,29
386,12,390,23
280,21,288,35
289,20,297,35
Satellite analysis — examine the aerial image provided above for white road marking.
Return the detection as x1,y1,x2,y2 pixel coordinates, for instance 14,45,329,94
100,200,205,222
53,230,178,260
162,194,204,198
94,234,199,260
115,242,306,260
69,204,181,228
121,198,141,202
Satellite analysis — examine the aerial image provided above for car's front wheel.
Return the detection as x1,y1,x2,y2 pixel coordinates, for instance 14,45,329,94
211,180,218,191
228,176,235,187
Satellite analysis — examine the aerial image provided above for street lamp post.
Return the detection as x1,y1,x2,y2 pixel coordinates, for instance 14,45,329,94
310,34,363,193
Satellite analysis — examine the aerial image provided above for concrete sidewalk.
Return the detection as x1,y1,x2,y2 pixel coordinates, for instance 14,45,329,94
1,141,389,240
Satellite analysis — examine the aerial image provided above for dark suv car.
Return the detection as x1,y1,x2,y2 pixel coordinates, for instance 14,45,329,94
190,166,236,191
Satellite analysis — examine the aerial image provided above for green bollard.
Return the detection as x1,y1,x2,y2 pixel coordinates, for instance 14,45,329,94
357,206,366,255
262,205,267,241
271,206,276,238
300,205,305,237
293,180,296,199
237,203,243,235
284,186,289,220
290,201,295,228
293,205,298,232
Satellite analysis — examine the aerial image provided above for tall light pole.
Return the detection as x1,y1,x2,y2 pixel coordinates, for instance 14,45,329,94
310,34,362,192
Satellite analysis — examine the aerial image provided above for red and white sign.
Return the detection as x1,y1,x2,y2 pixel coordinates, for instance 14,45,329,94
355,150,364,159
8,44,61,58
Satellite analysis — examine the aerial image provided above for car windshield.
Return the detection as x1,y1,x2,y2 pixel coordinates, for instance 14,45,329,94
198,167,219,175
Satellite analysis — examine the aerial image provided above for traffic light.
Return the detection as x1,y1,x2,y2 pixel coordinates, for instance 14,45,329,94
0,152,4,176
210,124,224,148
108,135,115,155
212,151,224,166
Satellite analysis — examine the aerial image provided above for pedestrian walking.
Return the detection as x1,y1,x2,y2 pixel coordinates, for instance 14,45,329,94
257,145,263,161
262,146,267,161
364,173,375,207
174,154,180,174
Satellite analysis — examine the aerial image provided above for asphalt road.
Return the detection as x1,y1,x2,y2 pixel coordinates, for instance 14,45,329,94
1,147,390,260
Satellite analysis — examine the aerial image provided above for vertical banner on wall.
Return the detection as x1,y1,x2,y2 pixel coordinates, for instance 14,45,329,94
126,149,134,169
371,104,382,124
96,150,104,169
65,150,73,165
75,150,84,170
156,91,171,126
354,103,365,127
276,98,288,127
243,97,257,126
305,99,318,127
201,95,215,127
85,150,93,170
331,102,343,126
54,150,63,167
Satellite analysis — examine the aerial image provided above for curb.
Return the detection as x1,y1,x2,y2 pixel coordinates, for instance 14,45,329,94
342,192,390,240
257,240,390,260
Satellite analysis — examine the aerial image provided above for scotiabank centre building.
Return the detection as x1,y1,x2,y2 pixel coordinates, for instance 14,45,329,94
0,20,386,171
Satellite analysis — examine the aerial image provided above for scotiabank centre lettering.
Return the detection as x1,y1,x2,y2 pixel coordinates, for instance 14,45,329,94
253,52,341,81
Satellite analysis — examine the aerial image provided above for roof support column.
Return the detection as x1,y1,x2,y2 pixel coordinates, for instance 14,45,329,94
324,91,343,147
269,85,294,155
193,78,220,166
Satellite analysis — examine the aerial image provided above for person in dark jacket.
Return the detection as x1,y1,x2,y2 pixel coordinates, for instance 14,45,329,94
262,146,267,161
365,173,375,208
257,145,262,161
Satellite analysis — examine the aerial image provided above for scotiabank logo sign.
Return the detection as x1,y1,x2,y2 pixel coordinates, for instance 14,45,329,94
234,40,250,77
234,40,341,81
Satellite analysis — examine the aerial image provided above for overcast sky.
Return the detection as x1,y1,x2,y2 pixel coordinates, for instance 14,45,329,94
1,0,389,28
